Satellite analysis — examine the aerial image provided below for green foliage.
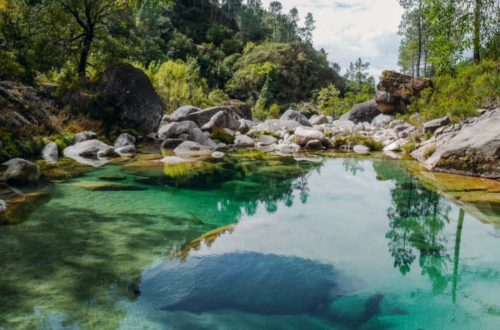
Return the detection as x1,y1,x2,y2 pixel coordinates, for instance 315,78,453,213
210,129,235,144
227,42,344,108
332,135,383,151
139,59,209,113
408,60,499,121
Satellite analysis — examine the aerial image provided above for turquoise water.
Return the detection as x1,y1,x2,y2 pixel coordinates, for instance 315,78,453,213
0,154,499,329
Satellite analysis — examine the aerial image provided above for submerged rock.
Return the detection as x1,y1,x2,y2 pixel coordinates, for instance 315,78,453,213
73,181,147,191
140,252,350,314
2,158,41,185
0,192,50,224
42,142,59,164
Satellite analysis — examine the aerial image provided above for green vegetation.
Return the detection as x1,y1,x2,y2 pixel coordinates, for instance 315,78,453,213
408,60,499,121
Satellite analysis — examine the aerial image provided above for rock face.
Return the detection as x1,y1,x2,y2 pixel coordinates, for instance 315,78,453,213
423,109,500,178
42,142,59,164
340,100,380,123
169,105,201,122
371,114,394,128
375,70,432,114
157,121,216,148
2,158,41,185
100,64,163,133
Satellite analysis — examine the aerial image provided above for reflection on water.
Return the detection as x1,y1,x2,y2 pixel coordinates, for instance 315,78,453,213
0,154,499,329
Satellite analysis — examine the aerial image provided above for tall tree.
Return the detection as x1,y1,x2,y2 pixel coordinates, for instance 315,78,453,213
301,12,315,45
268,1,282,42
53,0,119,78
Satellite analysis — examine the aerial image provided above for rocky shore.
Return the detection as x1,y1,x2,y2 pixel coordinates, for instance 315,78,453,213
1,67,498,223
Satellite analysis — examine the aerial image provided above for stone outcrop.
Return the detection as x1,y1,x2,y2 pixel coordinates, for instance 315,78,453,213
100,64,163,133
280,109,311,127
419,109,500,178
375,70,432,114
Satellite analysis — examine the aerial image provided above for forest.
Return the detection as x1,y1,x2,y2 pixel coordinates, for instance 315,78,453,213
0,0,498,121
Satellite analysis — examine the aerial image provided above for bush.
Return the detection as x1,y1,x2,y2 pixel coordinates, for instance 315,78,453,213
409,60,499,122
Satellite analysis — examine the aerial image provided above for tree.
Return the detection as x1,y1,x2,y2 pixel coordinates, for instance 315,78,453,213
268,1,282,42
301,12,315,45
344,57,374,94
52,0,119,78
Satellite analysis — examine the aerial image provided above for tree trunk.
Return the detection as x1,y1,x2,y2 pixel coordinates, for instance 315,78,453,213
78,32,93,78
452,209,465,303
473,0,482,63
416,0,422,77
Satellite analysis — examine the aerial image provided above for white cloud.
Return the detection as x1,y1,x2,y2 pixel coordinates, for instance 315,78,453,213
262,0,404,79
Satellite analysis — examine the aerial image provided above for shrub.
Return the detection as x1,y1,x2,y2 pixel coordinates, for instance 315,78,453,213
409,60,499,122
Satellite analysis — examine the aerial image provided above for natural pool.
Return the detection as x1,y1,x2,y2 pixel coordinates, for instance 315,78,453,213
1,153,499,329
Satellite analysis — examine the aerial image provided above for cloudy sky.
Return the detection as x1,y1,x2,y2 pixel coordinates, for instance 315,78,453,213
262,0,404,79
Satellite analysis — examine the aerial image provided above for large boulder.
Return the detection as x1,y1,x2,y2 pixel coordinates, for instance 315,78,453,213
2,158,41,185
421,109,500,178
340,100,380,123
158,121,216,147
201,110,240,132
42,142,58,164
376,70,432,114
183,106,242,127
234,134,255,148
294,126,325,147
280,109,311,126
100,64,163,133
371,114,394,128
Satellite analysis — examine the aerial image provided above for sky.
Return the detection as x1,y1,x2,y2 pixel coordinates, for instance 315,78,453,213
261,0,404,79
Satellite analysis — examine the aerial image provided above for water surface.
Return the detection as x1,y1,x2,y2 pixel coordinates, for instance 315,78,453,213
1,154,499,329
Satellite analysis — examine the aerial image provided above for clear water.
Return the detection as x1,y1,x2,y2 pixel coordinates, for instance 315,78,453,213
1,154,499,329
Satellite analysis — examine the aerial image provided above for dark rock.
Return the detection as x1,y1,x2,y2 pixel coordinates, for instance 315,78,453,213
305,139,325,149
161,138,186,149
376,70,432,114
340,100,380,123
100,64,163,133
2,158,41,185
